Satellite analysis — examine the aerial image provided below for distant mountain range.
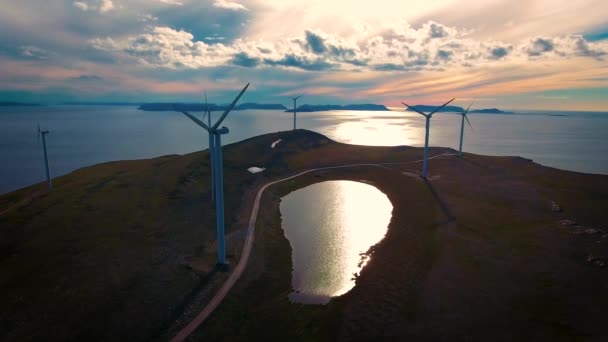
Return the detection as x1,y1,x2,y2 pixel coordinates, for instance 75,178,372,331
0,101,44,106
469,108,514,114
405,105,464,113
62,102,142,106
237,103,287,110
138,103,389,112
0,101,512,115
287,104,390,112
138,103,287,111
405,105,513,114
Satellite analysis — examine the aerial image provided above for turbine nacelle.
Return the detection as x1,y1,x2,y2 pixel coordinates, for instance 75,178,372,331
461,100,475,129
402,98,455,117
178,82,250,134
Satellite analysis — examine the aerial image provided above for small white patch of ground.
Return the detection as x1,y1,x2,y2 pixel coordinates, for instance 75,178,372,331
271,139,282,148
247,167,266,174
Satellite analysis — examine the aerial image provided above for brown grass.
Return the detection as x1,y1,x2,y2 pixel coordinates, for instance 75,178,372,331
1,129,607,341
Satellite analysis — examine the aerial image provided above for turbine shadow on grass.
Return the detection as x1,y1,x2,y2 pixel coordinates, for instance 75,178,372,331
422,178,454,223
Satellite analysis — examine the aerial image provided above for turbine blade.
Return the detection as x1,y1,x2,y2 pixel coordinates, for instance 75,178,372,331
402,102,428,117
428,98,455,116
201,89,209,122
204,89,209,114
464,114,473,129
463,100,474,115
180,111,211,131
463,99,474,129
212,82,250,130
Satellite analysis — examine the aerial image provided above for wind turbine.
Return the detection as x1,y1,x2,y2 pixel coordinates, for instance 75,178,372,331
402,98,455,178
458,100,474,158
203,90,215,203
177,83,250,265
37,123,52,190
290,95,302,130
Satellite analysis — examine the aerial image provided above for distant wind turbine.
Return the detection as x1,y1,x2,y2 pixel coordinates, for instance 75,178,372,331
458,100,474,158
37,123,52,190
290,95,302,130
177,83,250,265
402,98,455,178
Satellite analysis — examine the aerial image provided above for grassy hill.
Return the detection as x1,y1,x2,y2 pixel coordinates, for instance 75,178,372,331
1,129,607,341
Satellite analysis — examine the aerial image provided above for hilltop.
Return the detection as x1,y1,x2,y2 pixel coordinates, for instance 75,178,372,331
1,130,607,341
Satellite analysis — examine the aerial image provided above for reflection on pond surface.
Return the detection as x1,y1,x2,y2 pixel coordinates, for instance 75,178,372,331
280,181,392,304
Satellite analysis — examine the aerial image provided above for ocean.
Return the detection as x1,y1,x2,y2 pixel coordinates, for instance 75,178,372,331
1,105,607,194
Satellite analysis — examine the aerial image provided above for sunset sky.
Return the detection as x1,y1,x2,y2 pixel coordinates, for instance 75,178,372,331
1,0,607,110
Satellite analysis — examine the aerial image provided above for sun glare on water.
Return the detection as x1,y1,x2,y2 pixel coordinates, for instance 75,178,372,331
322,111,424,146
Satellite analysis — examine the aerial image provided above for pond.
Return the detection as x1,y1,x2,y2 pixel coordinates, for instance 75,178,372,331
279,180,393,304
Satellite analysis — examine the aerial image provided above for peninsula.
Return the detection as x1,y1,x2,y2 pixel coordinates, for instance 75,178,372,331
1,130,607,341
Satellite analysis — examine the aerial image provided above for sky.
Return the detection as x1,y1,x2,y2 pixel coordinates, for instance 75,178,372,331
0,0,607,110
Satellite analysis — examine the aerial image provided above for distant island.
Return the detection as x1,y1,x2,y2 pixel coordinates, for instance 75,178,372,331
235,103,287,110
287,104,390,112
139,103,287,111
0,101,43,106
469,108,514,114
406,105,513,114
62,102,142,106
405,105,464,112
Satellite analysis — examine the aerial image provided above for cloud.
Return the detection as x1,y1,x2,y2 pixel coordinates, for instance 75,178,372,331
428,22,450,38
575,37,606,59
90,22,608,73
73,1,89,11
70,75,104,81
527,38,554,56
213,0,248,11
99,0,114,13
305,30,327,54
20,46,48,59
231,52,260,67
489,46,511,59
138,14,159,22
72,0,114,14
436,49,452,61
158,0,183,5
262,54,336,71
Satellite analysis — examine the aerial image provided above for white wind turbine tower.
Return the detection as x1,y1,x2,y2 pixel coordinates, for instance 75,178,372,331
458,100,474,158
177,83,250,265
290,95,302,130
202,90,215,202
37,123,52,190
402,98,455,178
